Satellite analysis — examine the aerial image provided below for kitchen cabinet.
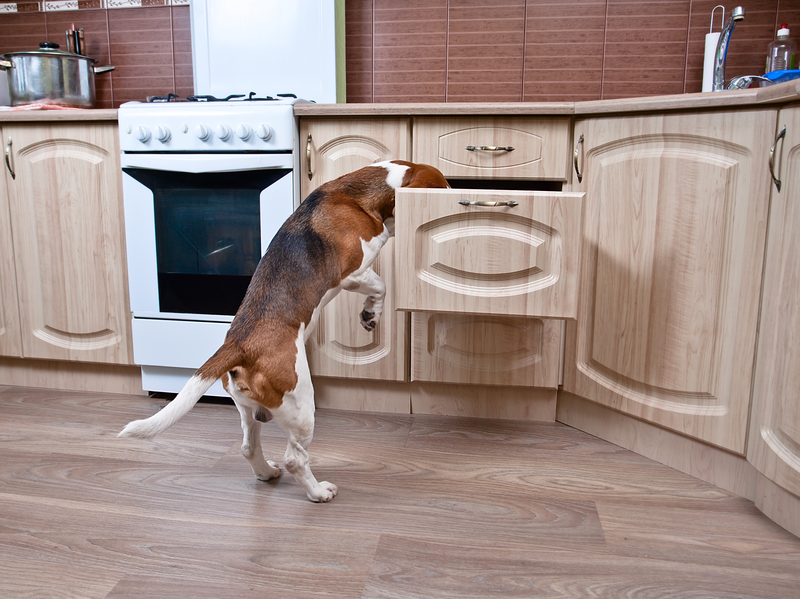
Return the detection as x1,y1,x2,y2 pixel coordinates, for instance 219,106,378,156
0,122,132,364
562,109,775,454
748,105,800,498
413,117,571,181
300,118,410,380
411,312,562,387
0,159,21,357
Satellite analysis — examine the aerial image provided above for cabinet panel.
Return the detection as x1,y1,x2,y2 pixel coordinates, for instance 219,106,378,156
301,118,410,381
5,123,132,364
413,117,570,180
563,110,775,453
0,143,22,356
748,106,800,497
301,117,411,200
395,188,583,318
412,312,561,387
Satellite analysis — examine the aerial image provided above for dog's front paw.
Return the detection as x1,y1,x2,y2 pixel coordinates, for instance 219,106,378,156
360,309,379,331
308,481,338,503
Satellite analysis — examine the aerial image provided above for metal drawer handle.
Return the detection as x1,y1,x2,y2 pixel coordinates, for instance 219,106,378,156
574,133,584,183
5,137,14,180
306,134,313,180
458,200,519,207
465,145,514,152
769,125,786,192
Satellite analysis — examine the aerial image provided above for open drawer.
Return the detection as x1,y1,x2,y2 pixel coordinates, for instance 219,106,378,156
394,188,584,319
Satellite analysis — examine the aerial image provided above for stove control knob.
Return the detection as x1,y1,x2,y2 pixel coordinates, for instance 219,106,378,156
155,125,171,143
195,124,211,141
256,124,273,141
236,124,253,141
136,125,151,143
215,124,232,141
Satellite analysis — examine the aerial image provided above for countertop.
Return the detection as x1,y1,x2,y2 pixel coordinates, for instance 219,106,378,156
1,79,798,123
294,79,800,117
0,108,118,122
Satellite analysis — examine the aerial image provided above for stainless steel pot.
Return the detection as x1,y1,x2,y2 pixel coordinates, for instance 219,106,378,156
0,42,114,108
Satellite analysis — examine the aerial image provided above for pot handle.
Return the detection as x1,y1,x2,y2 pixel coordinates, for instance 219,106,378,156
0,59,13,70
93,65,114,74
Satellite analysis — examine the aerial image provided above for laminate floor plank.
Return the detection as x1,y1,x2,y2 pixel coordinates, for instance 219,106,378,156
1,495,378,599
361,535,799,599
596,501,800,573
1,386,799,599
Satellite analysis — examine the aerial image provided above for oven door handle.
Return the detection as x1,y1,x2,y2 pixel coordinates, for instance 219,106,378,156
120,153,294,173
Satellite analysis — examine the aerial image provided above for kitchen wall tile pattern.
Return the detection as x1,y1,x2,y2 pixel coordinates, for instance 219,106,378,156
347,0,799,103
0,0,191,108
2,1,797,107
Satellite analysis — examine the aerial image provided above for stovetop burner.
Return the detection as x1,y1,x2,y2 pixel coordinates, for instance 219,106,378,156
145,92,299,103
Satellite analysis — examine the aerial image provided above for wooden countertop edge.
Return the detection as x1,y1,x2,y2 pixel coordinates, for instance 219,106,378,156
295,80,800,117
0,108,118,122
293,102,576,116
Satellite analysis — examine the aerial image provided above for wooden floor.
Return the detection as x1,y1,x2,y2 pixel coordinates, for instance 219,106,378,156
2,385,800,599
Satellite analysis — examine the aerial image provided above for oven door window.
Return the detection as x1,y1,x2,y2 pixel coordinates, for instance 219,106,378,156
124,168,290,316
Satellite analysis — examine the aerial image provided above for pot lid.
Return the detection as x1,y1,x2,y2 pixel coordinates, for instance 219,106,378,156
1,42,97,62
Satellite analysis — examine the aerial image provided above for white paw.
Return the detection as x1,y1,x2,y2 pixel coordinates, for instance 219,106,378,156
308,481,338,503
255,460,281,481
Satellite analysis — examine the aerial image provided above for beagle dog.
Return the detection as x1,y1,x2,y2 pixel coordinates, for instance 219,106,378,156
119,160,449,502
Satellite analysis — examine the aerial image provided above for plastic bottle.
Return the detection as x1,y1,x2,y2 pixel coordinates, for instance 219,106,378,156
766,24,797,72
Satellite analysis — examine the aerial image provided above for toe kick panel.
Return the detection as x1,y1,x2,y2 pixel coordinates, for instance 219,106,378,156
395,188,584,318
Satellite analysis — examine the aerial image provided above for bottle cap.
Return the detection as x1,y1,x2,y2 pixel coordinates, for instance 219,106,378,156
778,23,790,37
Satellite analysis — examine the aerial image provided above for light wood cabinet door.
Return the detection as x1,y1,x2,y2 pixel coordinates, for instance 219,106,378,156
563,110,775,453
748,106,800,496
395,188,584,319
0,135,22,357
4,123,132,364
412,117,571,180
300,118,410,381
411,312,562,387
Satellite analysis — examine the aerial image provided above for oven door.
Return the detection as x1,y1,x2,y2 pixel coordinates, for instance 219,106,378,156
121,153,294,322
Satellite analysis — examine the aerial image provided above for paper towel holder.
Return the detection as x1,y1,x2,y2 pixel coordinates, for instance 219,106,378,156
710,5,724,34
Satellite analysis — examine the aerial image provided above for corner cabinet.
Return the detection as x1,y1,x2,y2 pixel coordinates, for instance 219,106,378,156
300,118,411,380
0,122,132,364
563,110,775,454
748,104,800,498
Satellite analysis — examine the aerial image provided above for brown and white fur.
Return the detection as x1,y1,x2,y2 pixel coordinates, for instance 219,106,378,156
119,160,449,502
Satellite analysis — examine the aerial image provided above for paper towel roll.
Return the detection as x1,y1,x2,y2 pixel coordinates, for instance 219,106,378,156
703,31,721,92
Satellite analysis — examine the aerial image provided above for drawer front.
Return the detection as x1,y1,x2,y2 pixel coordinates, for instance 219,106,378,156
411,312,562,387
413,117,570,180
395,188,583,318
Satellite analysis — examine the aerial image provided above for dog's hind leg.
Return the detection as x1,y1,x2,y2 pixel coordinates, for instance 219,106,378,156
272,332,338,502
226,382,281,481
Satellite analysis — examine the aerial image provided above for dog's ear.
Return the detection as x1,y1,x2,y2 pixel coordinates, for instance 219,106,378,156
401,164,450,189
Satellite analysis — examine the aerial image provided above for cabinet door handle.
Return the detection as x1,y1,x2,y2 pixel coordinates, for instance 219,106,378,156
574,133,584,183
306,134,313,181
769,126,786,192
458,199,519,207
5,137,14,180
465,145,514,152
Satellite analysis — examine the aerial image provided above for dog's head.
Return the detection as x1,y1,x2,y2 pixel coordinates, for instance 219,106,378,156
377,160,449,218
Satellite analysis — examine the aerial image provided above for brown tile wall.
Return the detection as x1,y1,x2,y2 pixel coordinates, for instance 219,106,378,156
2,1,798,107
0,1,192,108
346,0,800,103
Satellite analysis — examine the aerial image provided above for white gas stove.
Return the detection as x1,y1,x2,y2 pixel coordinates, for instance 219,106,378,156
118,93,309,396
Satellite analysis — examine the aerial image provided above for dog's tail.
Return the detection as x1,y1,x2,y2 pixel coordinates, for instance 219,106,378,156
118,343,242,439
